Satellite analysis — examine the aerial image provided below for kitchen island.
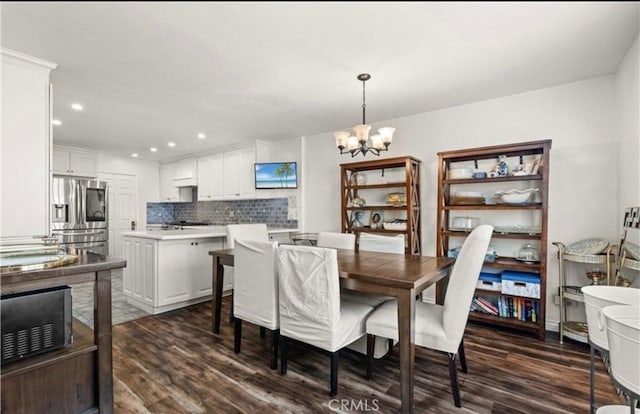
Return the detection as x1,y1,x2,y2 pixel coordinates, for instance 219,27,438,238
1,252,126,414
122,226,297,314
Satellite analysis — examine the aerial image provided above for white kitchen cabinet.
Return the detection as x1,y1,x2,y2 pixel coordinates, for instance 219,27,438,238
173,158,197,187
223,146,256,199
123,236,155,307
1,49,56,238
52,147,99,177
197,153,224,200
193,239,221,296
123,235,224,314
157,240,193,306
159,163,193,202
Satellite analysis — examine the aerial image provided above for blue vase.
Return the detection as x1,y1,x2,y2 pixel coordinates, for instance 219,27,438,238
497,155,509,176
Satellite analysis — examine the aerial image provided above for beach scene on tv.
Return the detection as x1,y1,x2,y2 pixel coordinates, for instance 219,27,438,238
255,162,298,189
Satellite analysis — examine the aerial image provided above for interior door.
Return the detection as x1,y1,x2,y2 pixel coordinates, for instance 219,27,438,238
99,172,137,257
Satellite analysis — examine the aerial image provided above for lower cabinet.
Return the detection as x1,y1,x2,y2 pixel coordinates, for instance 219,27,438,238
123,236,224,314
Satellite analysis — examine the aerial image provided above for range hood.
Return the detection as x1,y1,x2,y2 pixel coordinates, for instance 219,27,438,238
174,159,197,187
174,177,197,187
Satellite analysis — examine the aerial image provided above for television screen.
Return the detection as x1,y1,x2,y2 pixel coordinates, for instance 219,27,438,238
255,162,298,189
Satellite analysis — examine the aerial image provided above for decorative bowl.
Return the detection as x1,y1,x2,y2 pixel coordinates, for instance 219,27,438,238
451,216,480,231
383,222,407,231
386,192,406,206
449,168,474,179
494,188,539,204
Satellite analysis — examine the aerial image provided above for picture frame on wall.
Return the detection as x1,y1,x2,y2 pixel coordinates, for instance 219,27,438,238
370,211,384,229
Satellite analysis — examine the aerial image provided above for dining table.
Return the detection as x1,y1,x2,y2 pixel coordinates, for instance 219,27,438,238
209,246,453,413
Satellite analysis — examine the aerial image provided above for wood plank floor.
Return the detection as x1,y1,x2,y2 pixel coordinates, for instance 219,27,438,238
112,298,621,413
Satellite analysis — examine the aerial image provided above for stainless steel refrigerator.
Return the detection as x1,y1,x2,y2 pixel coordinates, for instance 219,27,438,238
51,177,109,255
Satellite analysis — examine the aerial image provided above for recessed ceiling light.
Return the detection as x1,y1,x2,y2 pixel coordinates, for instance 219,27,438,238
197,133,206,139
51,119,62,126
168,142,176,147
131,153,139,158
71,103,84,111
150,147,158,152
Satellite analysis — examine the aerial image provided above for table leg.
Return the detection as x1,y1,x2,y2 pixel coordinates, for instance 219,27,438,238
397,289,416,414
212,257,224,334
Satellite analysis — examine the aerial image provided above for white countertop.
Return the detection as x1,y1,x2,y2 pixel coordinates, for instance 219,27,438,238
123,226,298,240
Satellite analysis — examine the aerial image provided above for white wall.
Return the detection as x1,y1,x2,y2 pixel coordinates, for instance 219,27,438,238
98,153,159,228
302,75,619,331
615,35,640,245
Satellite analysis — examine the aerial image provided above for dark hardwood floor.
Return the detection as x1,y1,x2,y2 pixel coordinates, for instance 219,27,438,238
112,297,621,413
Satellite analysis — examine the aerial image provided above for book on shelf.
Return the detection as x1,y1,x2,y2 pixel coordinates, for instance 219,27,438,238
476,296,499,315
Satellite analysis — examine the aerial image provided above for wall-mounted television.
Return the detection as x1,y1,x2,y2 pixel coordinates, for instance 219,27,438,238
255,162,298,189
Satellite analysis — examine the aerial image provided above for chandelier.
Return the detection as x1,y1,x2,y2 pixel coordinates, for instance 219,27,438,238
334,73,395,157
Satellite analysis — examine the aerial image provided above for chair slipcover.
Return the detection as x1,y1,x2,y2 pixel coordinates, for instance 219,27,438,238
233,239,279,330
358,233,405,254
345,233,405,357
277,244,372,352
224,223,270,289
226,223,269,248
317,232,356,250
365,225,493,407
367,225,493,352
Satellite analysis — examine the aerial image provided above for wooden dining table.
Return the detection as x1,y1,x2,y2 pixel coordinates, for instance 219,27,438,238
209,247,453,414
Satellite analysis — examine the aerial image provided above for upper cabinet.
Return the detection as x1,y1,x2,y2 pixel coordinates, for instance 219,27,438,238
159,163,192,203
197,153,224,201
1,49,56,238
196,145,257,201
52,147,99,177
173,158,197,187
223,146,256,199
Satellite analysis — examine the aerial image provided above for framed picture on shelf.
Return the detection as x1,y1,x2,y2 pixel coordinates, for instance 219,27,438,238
370,211,384,229
350,210,371,228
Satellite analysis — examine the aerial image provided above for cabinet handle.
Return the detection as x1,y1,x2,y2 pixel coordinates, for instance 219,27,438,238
195,242,198,245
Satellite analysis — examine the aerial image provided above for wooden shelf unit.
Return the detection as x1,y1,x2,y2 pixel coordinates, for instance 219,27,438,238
340,156,422,255
436,140,551,340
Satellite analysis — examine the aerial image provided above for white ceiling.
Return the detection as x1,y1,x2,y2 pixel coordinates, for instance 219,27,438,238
1,2,638,161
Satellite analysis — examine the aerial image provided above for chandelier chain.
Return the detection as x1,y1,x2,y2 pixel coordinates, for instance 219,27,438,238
362,77,366,125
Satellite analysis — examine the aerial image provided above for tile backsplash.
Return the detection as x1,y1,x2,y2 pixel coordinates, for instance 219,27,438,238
147,191,297,228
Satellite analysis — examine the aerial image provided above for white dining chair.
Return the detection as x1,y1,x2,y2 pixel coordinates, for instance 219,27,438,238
277,244,374,396
225,224,270,323
316,232,356,250
358,232,405,254
597,305,640,414
365,224,493,408
582,286,640,414
345,233,406,359
233,239,280,369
